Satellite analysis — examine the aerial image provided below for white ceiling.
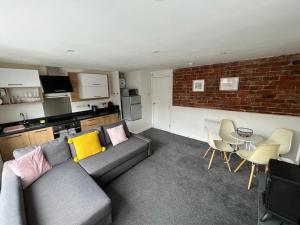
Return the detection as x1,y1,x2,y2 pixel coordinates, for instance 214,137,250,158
0,0,300,72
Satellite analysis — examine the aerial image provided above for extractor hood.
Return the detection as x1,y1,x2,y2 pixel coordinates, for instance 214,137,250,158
40,67,73,94
40,75,73,94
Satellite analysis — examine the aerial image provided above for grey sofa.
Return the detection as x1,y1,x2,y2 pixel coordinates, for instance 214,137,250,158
0,120,151,225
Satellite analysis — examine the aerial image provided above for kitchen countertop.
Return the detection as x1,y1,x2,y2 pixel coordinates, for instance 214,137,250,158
0,107,120,137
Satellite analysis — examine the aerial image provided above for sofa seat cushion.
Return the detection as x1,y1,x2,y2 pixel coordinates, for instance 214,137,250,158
79,136,149,178
24,160,111,225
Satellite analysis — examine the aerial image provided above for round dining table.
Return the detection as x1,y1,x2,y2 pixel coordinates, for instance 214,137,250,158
230,132,264,151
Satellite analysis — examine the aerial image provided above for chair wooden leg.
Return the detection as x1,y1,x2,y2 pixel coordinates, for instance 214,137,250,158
248,164,256,190
223,152,227,160
203,147,211,158
234,159,246,173
265,164,269,174
208,150,216,170
223,152,232,172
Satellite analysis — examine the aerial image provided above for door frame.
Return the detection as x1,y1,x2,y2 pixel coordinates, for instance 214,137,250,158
150,69,173,132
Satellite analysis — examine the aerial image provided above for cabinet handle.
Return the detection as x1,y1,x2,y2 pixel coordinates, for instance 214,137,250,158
88,123,97,126
94,96,102,98
6,134,22,139
87,119,96,122
54,90,66,92
8,83,23,86
92,84,100,86
34,129,48,133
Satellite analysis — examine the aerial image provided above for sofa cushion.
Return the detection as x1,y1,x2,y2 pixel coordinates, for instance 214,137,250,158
68,130,104,161
24,160,111,225
13,136,71,167
102,120,130,145
106,124,128,146
67,127,106,157
8,147,52,189
79,136,149,178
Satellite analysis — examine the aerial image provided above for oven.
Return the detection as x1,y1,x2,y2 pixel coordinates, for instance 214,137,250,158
52,120,81,138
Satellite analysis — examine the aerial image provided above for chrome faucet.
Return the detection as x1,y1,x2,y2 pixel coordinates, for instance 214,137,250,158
20,112,27,125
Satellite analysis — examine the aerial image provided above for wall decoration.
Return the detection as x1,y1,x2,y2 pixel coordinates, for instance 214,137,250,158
219,77,239,91
192,80,205,92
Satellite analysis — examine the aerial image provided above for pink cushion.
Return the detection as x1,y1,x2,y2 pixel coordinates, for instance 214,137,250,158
8,146,52,189
106,124,128,146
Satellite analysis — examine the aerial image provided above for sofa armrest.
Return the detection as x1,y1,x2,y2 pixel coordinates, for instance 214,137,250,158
0,162,27,225
133,134,152,156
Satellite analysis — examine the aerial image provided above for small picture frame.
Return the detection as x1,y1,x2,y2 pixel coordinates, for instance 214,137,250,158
219,77,239,91
193,80,205,92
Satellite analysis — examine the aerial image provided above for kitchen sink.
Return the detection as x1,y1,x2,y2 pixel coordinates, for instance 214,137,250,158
3,124,26,133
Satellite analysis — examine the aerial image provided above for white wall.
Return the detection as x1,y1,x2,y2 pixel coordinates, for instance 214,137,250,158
0,103,45,123
124,70,152,133
151,69,300,163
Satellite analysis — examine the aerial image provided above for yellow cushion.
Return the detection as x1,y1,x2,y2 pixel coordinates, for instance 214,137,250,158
68,131,104,162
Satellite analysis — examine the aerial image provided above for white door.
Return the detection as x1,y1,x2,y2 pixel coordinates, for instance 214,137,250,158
151,75,171,131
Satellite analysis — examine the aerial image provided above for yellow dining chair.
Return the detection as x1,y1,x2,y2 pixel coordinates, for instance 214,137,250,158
206,131,234,171
235,144,280,190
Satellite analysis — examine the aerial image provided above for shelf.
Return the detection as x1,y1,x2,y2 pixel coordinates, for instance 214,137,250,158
0,87,43,106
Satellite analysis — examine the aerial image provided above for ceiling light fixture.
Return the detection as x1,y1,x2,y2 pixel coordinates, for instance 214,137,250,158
188,62,193,66
152,50,160,54
67,49,75,53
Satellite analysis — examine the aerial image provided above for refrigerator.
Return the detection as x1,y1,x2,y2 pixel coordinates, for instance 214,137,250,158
122,95,142,121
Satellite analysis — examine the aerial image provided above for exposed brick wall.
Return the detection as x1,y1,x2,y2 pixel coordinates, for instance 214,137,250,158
173,54,300,116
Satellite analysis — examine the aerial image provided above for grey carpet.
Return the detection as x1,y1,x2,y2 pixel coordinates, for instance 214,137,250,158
103,128,257,225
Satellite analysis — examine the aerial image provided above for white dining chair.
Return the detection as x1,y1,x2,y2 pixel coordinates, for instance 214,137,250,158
203,119,242,159
235,144,280,190
206,131,234,171
219,119,244,145
252,128,293,156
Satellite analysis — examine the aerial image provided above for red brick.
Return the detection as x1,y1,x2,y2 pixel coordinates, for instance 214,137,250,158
173,53,300,116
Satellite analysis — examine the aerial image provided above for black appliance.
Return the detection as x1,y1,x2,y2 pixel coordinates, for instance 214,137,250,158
261,159,300,224
91,105,98,116
51,118,81,138
40,76,73,93
122,88,138,96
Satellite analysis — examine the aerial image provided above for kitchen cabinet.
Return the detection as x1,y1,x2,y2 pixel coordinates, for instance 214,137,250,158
78,73,109,99
102,113,119,124
0,132,31,161
0,127,54,161
0,68,41,88
80,113,119,131
28,127,54,146
80,118,99,131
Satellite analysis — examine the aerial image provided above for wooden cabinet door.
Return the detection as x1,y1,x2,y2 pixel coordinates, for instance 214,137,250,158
80,118,99,131
28,127,54,146
0,132,31,161
97,113,119,126
105,113,119,125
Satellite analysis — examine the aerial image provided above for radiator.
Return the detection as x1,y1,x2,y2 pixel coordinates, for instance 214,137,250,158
204,118,221,140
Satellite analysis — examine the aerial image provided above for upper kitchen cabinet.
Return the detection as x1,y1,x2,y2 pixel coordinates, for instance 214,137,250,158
78,73,109,99
0,68,41,88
